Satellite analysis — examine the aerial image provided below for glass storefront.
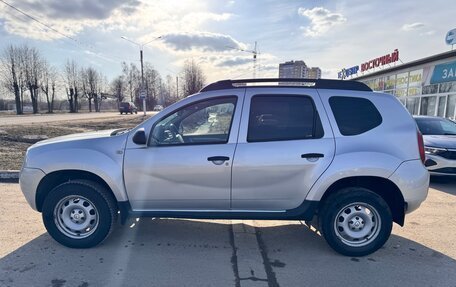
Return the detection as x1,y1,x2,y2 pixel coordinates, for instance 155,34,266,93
437,96,446,117
447,94,456,118
359,61,456,119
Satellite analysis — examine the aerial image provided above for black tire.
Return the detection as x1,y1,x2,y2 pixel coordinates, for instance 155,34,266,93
135,111,137,114
120,112,123,115
319,187,392,257
42,180,117,248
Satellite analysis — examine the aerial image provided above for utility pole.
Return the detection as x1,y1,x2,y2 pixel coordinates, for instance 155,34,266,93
121,36,161,116
176,76,179,99
140,49,145,115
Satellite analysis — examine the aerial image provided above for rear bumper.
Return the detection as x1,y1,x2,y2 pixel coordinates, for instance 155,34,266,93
19,167,46,211
389,159,429,214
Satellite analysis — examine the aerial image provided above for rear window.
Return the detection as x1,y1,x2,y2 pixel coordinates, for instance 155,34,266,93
247,95,324,142
329,96,382,136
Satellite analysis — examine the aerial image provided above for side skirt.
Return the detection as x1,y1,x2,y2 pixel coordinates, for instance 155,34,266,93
117,200,319,225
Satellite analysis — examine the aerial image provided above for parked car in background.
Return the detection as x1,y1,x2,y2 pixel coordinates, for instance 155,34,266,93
119,102,138,114
153,105,164,111
20,78,429,256
414,116,456,176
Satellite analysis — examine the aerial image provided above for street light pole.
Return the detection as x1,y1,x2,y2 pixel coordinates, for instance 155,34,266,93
139,49,145,115
121,36,161,116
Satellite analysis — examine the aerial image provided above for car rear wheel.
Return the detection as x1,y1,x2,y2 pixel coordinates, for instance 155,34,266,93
319,187,392,256
42,180,117,248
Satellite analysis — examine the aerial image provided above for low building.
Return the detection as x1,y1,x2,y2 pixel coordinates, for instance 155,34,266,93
349,49,456,120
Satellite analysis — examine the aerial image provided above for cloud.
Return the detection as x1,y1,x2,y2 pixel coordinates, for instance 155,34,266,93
0,0,141,40
160,32,246,52
216,56,252,67
16,0,141,20
298,7,346,37
421,30,435,36
402,22,425,31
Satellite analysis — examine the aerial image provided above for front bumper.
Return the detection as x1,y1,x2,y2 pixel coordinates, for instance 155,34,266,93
19,167,46,211
425,153,456,176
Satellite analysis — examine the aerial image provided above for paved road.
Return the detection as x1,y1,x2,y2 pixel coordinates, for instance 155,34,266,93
0,179,455,287
0,112,150,126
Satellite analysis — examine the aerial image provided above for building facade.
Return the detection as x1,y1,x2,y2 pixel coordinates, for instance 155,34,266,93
351,50,456,120
278,60,321,79
307,67,322,79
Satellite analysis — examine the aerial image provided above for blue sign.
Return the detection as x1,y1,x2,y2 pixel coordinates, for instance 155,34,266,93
338,65,359,79
431,61,456,84
446,28,456,45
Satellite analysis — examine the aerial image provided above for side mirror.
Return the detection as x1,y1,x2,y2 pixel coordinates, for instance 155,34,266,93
132,128,147,145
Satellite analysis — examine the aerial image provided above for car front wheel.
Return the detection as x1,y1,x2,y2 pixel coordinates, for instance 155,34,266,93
319,187,392,256
42,180,117,248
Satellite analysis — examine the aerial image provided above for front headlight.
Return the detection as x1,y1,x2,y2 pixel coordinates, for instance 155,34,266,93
424,146,447,155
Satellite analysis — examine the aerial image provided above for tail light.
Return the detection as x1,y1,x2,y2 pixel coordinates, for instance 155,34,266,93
417,130,425,164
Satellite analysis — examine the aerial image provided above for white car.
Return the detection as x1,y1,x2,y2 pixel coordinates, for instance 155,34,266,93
20,78,429,256
414,116,456,176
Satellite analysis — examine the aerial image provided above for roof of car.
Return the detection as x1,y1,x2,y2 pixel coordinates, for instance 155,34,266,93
199,78,372,93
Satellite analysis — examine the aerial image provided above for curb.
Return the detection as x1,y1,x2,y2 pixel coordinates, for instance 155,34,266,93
0,170,20,183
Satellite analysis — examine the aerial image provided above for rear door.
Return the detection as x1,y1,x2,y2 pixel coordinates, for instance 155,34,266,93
231,88,335,211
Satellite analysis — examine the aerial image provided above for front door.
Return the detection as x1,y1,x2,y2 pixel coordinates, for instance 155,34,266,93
124,95,242,210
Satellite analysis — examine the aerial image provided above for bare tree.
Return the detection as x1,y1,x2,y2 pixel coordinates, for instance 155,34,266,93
21,45,43,114
64,60,82,113
181,59,206,97
81,67,97,112
143,62,161,110
97,73,108,111
121,62,140,103
40,61,57,113
111,76,125,107
80,67,106,112
0,45,25,114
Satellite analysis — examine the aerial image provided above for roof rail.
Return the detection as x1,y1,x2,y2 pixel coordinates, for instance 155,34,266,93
199,78,372,92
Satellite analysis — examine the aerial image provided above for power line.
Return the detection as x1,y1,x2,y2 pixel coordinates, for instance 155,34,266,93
0,0,138,64
0,0,80,44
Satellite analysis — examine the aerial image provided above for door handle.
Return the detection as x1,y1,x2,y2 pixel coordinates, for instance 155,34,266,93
208,156,230,162
301,153,324,159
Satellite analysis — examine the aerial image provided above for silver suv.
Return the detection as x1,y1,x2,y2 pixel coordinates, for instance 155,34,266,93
20,78,429,256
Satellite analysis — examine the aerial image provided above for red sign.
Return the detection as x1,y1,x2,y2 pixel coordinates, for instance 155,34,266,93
360,49,399,72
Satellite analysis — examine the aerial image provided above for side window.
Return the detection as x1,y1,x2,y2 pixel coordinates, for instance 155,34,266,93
151,97,237,146
247,95,324,142
329,96,382,136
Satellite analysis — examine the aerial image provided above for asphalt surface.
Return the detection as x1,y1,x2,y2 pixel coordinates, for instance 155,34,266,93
0,179,455,287
0,112,148,126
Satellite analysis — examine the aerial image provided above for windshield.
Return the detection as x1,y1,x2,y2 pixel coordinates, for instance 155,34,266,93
416,117,456,135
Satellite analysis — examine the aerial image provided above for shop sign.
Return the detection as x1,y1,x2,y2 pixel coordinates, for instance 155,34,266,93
431,61,456,84
360,49,399,72
338,49,400,79
338,66,359,79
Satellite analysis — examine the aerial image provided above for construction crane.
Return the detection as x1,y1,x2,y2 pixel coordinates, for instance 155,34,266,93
226,41,260,78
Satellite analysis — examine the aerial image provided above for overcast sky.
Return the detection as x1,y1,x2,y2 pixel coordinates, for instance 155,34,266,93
0,0,454,83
